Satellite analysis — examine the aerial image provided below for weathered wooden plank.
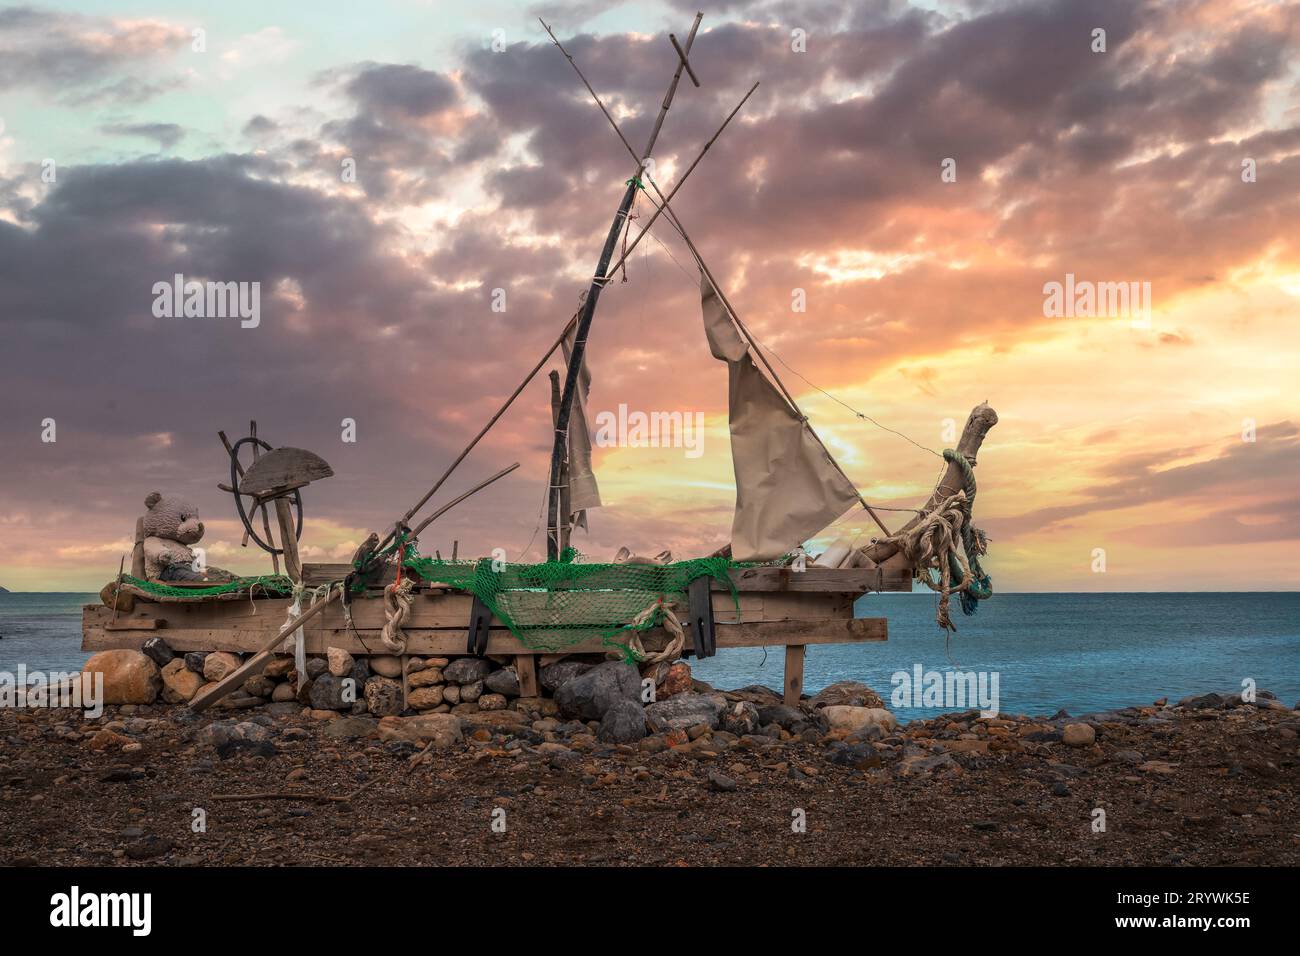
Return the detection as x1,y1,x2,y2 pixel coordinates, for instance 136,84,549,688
104,618,164,631
516,655,539,697
784,645,805,706
239,447,333,496
725,566,883,593
83,610,887,656
93,588,850,635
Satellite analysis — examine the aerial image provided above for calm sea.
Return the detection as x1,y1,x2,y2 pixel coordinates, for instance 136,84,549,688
2,592,1296,722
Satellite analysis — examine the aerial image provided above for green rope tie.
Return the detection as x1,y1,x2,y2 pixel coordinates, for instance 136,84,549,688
624,176,646,191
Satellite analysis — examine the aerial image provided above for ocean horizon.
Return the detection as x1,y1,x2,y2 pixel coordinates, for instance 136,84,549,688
2,591,1297,723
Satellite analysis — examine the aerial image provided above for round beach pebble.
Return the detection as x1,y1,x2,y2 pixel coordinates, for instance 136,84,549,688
1062,723,1096,747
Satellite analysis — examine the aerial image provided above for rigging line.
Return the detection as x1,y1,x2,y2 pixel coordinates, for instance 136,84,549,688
638,176,944,463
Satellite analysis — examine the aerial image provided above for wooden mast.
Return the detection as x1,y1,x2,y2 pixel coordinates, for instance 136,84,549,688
543,12,703,559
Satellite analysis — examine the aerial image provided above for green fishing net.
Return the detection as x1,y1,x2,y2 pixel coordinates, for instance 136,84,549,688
401,548,742,660
121,573,295,598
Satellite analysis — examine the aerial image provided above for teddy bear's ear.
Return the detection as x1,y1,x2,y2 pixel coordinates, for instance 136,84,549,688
145,492,162,509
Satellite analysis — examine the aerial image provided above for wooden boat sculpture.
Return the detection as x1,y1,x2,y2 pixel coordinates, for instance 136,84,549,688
82,13,999,712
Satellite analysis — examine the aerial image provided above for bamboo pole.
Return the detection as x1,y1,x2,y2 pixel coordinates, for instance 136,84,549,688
542,13,704,559
409,462,521,538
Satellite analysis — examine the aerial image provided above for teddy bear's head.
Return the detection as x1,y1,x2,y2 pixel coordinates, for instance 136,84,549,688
142,491,205,545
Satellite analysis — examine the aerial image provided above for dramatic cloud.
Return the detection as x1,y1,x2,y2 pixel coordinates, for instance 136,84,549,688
0,5,189,102
1,0,1298,592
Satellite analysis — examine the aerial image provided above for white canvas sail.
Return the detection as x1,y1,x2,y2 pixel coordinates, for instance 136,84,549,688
561,329,601,529
701,274,860,561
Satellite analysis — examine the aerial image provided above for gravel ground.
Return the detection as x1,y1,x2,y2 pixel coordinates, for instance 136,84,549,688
1,693,1296,867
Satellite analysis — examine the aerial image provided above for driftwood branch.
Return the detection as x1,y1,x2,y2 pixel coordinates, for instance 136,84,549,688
860,402,999,567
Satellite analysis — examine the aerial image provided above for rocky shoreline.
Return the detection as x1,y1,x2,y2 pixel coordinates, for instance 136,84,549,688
1,647,1296,865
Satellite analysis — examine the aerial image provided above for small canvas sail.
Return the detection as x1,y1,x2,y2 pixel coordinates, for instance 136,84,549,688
562,329,602,529
701,274,860,561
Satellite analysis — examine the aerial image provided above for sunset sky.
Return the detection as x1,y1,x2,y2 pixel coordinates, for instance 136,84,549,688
1,0,1298,593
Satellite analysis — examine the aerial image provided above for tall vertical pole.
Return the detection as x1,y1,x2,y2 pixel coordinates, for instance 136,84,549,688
543,13,703,558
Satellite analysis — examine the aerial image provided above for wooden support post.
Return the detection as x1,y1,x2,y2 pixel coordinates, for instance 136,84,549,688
130,518,146,579
248,421,281,576
783,644,805,706
688,575,716,658
516,654,539,698
467,595,492,656
274,495,302,583
400,654,409,711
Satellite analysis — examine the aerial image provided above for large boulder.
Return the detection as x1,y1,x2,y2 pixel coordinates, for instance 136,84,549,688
202,652,241,683
377,714,463,748
141,637,174,668
443,658,492,685
160,658,203,703
364,677,403,717
263,656,295,679
82,650,161,705
721,700,761,736
809,680,884,710
541,660,591,693
597,699,646,744
484,666,520,697
657,661,693,698
756,703,806,730
308,673,350,711
327,646,355,678
408,685,445,710
555,660,642,720
726,684,782,706
645,692,726,733
369,655,403,678
823,705,896,734
409,668,444,688
1062,723,1096,747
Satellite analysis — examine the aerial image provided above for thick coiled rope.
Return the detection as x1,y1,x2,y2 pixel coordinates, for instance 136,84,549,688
380,578,414,654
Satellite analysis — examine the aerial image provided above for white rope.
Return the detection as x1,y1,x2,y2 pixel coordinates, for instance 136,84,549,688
879,491,974,631
283,582,330,689
621,599,687,684
381,578,415,654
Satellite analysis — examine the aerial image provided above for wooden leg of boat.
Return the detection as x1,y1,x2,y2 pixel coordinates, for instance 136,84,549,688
783,644,805,706
516,654,539,698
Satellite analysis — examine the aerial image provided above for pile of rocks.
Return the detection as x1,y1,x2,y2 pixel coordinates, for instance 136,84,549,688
80,641,899,748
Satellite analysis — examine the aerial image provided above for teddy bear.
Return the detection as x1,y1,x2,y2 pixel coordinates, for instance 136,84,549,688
141,492,234,583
